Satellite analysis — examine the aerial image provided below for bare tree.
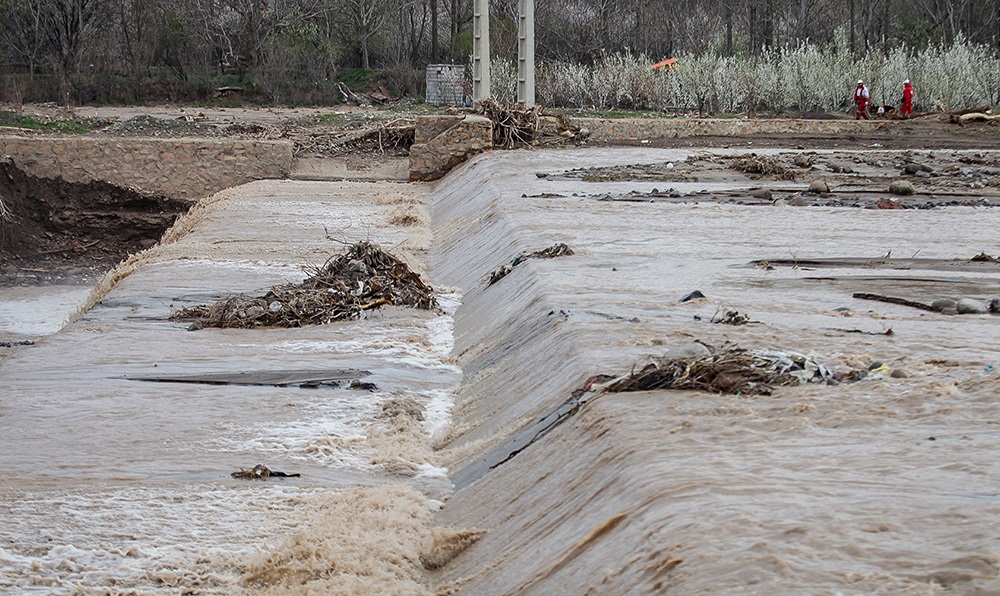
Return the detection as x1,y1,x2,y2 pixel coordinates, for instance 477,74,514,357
36,0,102,104
0,0,46,78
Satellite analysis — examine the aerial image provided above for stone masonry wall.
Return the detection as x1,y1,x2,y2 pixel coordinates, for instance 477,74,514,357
0,136,294,200
409,115,492,182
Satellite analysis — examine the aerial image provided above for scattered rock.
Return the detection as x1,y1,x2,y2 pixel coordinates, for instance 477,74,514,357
750,189,772,200
787,195,807,207
956,298,987,314
888,180,915,195
990,298,1000,313
889,369,909,378
679,290,706,303
808,180,829,193
931,298,957,311
794,154,813,168
875,197,904,209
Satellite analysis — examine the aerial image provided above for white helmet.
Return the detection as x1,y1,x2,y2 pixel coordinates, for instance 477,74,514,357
903,79,910,84
858,79,863,84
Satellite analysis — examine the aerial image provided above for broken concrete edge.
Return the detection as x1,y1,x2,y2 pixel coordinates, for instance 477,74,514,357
0,134,294,201
409,115,494,182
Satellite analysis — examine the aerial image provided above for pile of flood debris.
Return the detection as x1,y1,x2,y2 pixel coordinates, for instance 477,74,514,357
174,241,435,328
601,344,840,396
730,154,796,180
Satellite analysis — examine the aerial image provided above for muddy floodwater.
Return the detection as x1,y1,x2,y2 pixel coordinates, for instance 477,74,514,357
3,147,1000,593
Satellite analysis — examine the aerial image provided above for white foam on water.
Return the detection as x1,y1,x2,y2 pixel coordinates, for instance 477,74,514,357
0,286,92,336
0,484,322,594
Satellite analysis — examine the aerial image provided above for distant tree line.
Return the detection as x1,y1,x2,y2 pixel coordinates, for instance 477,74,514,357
0,0,997,106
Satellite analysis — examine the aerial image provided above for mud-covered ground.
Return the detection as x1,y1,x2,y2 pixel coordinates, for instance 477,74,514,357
545,148,1000,209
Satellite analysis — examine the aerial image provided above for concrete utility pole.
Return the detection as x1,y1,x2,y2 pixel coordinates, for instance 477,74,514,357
472,0,490,101
517,0,535,106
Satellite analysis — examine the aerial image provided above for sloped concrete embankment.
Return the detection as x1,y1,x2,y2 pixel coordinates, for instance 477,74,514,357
428,157,672,593
425,150,1000,594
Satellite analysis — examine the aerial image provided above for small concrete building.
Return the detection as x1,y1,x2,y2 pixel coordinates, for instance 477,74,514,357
426,64,466,106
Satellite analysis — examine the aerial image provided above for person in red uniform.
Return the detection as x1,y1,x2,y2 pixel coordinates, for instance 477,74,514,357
901,79,914,116
854,80,870,120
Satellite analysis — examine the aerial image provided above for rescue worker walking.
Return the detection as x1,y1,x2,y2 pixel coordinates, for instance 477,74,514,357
901,79,914,116
854,80,870,120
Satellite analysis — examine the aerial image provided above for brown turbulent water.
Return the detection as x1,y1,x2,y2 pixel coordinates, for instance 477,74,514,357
2,148,1000,593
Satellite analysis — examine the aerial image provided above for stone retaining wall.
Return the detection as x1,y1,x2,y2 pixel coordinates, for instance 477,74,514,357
0,135,294,200
409,115,492,181
575,117,886,142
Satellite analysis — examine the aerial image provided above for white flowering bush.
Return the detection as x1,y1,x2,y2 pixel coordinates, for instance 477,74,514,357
527,39,999,114
489,57,517,103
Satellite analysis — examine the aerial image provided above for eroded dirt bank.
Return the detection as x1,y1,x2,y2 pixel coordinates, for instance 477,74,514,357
428,148,1000,593
0,157,190,285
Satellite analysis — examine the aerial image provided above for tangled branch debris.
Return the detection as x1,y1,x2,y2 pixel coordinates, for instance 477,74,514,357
477,99,542,148
604,344,835,396
174,242,435,328
730,154,796,180
216,119,416,157
488,243,575,285
475,100,583,149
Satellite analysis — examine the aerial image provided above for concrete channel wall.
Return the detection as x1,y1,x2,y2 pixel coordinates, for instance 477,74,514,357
575,116,887,142
0,135,293,200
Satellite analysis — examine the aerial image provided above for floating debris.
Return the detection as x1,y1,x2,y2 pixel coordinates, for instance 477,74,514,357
0,340,35,348
853,292,939,312
826,327,894,336
231,464,301,480
712,309,751,325
603,344,836,396
174,242,435,328
971,252,997,262
488,243,574,285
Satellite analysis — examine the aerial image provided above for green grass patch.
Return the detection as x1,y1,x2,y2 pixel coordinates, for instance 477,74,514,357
0,111,94,133
337,69,382,89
